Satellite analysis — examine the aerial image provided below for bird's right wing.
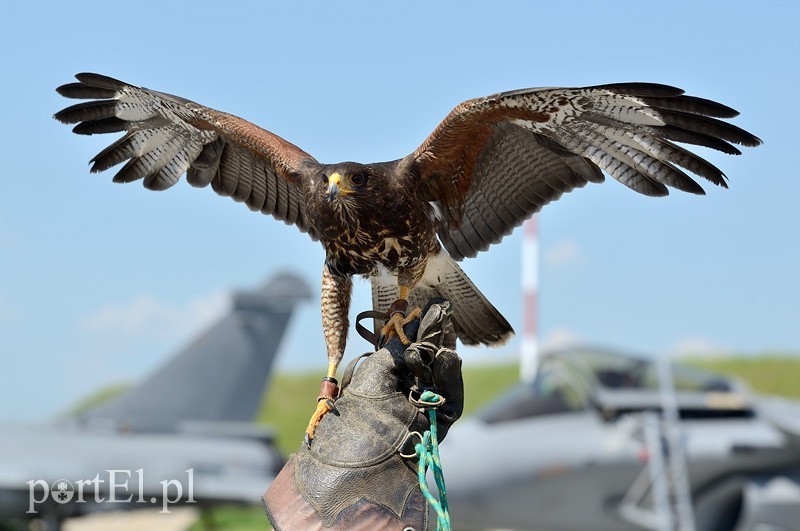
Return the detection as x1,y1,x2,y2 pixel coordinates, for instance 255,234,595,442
55,73,321,239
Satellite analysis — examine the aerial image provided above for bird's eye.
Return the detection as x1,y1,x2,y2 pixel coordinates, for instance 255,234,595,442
322,174,329,184
351,173,366,186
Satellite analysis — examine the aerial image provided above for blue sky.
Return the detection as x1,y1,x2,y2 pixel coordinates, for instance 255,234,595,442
1,1,797,421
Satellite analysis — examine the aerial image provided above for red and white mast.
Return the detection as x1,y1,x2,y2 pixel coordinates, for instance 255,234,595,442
520,215,539,383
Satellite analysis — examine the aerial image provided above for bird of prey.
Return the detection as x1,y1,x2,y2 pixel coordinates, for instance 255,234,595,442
54,73,760,439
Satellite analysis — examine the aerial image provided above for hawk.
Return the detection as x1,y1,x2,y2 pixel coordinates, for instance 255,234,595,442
55,73,760,439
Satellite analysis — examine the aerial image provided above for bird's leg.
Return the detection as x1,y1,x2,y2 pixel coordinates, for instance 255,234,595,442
303,364,340,445
380,285,422,345
305,266,352,443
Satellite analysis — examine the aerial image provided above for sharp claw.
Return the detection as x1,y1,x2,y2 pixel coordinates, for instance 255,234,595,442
397,323,410,345
379,307,424,346
381,313,406,343
304,432,311,448
304,395,335,443
326,398,338,413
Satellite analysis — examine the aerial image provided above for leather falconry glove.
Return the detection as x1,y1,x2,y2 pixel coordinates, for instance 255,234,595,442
263,299,464,530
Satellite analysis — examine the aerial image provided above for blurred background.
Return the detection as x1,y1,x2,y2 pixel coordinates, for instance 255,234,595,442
1,1,798,529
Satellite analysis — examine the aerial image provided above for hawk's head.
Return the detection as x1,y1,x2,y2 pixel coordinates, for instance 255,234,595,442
315,162,382,211
308,162,399,240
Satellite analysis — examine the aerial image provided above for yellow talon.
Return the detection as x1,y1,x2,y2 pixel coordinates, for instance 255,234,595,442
304,398,333,442
381,306,422,345
304,376,339,443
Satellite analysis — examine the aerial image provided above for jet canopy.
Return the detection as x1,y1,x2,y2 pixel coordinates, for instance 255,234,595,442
477,347,753,424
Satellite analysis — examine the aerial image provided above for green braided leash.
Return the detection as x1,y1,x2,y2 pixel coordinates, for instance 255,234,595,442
414,390,451,531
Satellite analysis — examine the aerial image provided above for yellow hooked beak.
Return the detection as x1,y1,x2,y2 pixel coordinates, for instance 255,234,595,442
327,173,352,201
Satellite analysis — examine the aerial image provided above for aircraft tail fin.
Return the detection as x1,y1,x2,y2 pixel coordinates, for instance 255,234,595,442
80,273,311,433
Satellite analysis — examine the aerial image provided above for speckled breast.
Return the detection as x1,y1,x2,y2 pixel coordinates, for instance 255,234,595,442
325,228,430,277
310,187,440,278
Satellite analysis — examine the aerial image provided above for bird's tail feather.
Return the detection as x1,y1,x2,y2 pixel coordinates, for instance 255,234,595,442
424,254,513,346
370,252,514,347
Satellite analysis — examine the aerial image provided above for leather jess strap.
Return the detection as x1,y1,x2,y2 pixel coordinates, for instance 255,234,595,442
355,309,388,348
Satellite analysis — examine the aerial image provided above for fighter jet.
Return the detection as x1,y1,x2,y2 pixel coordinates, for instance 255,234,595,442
0,273,310,530
440,347,800,531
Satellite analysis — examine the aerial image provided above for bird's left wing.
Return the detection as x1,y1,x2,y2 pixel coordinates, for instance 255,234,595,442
400,83,761,260
55,73,321,238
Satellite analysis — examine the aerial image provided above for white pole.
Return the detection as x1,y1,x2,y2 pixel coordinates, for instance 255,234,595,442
520,215,539,383
645,412,674,531
658,354,696,531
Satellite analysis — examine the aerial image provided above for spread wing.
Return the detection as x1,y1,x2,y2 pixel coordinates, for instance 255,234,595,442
401,83,762,260
55,73,321,238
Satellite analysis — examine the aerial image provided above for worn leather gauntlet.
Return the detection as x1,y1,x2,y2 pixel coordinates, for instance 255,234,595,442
263,299,463,530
